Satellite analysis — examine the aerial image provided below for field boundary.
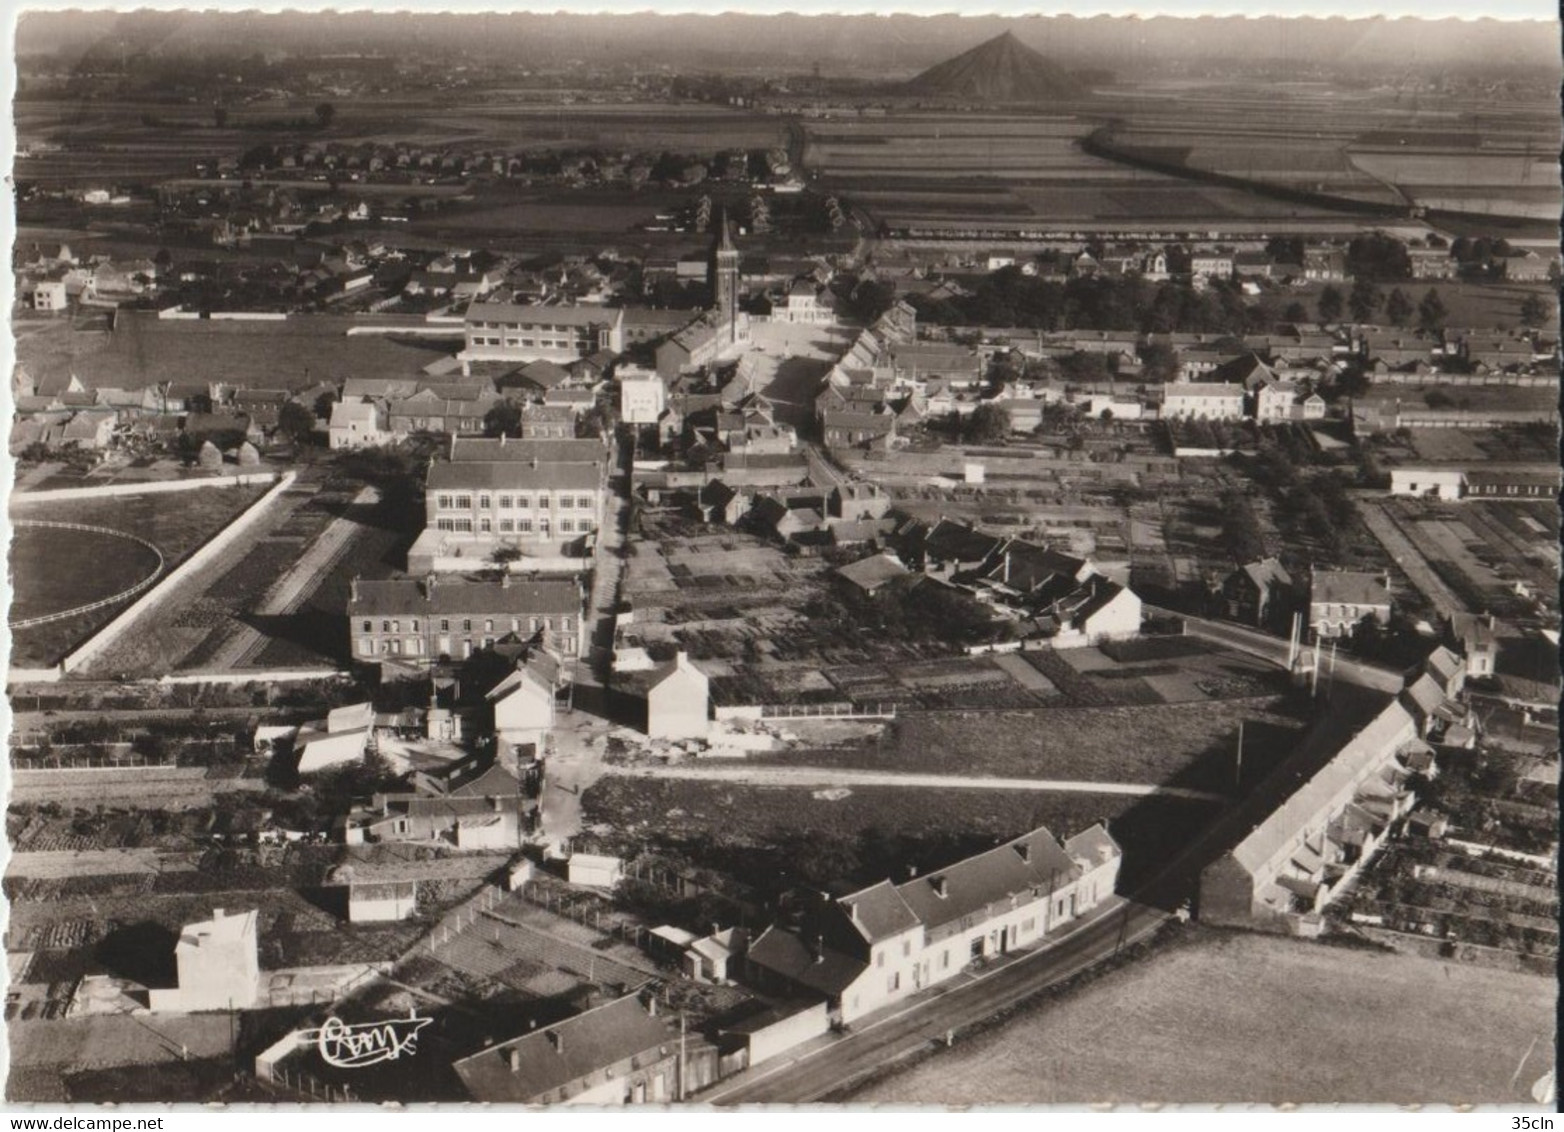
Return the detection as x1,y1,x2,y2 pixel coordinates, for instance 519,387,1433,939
58,472,298,676
8,521,166,629
12,469,282,504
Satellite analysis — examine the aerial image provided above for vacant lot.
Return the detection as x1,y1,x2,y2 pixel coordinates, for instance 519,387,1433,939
773,695,1307,794
850,928,1556,1105
581,777,1219,894
8,483,270,668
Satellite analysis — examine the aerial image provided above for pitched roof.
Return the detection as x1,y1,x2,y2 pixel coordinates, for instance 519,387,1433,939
837,880,922,943
896,826,1079,933
1240,557,1292,591
448,436,603,464
426,460,600,492
465,301,622,329
453,994,672,1103
1311,571,1390,607
349,578,578,617
1064,823,1121,867
744,925,867,997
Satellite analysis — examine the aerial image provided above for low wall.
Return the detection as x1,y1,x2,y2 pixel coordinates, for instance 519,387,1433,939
60,472,297,675
13,470,281,505
8,667,64,684
156,669,349,686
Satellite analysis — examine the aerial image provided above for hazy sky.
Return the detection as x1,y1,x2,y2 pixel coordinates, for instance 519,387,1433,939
8,0,1559,20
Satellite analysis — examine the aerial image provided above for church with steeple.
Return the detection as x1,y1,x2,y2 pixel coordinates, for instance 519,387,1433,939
708,205,741,347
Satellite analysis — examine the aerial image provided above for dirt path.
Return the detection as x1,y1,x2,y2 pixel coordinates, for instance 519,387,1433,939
602,763,1227,802
6,848,199,878
204,484,379,669
1356,500,1470,617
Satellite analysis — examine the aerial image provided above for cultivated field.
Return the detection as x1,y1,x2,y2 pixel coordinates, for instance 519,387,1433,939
8,483,271,668
849,928,1557,1105
16,310,453,394
775,691,1306,794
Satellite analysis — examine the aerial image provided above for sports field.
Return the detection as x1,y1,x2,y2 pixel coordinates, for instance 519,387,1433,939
850,929,1556,1105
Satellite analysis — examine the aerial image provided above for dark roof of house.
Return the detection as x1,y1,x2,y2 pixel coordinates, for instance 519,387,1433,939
465,301,621,328
453,994,672,1103
838,880,922,943
426,460,600,492
821,410,894,436
448,436,603,464
744,925,867,997
896,826,1080,933
349,578,578,617
924,519,1004,565
349,880,417,901
982,540,1088,592
509,360,571,390
836,553,909,592
1310,571,1390,608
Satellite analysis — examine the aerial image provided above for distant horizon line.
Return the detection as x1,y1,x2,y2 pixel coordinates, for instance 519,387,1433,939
11,3,1559,23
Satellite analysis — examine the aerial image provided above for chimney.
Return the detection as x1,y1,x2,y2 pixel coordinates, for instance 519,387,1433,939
647,996,658,1017
546,1030,565,1055
847,901,860,924
500,433,506,447
212,908,225,920
813,934,826,965
906,864,918,879
508,1048,523,1072
930,876,947,898
350,577,359,603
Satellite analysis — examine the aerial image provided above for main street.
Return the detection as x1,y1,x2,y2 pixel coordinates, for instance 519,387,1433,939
703,896,1172,1104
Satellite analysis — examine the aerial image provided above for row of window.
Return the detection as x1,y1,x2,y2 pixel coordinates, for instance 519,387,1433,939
362,615,573,634
435,493,595,511
472,321,592,334
434,517,593,535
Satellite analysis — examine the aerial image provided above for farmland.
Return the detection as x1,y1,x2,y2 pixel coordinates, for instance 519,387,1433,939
8,483,271,669
772,692,1306,793
15,310,454,395
848,927,1556,1104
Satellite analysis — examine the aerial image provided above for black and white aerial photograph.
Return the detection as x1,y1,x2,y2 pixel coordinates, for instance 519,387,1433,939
3,0,1559,1111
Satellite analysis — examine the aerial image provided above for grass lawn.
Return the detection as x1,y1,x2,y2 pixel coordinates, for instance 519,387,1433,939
581,777,1220,893
849,927,1557,1105
760,697,1309,794
8,483,270,668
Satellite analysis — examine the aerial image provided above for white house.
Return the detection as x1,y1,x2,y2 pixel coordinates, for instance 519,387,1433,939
1162,383,1245,420
1042,576,1142,648
1389,466,1464,501
776,279,833,325
619,367,667,425
27,280,68,312
147,908,262,1013
744,823,1121,1026
329,399,385,449
646,652,710,741
487,654,562,752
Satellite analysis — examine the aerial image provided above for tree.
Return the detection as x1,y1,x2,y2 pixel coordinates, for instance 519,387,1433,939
1282,301,1309,326
1348,279,1381,324
1317,285,1344,325
483,401,522,438
1417,288,1448,333
1384,288,1413,328
1138,341,1180,383
314,102,336,128
277,401,316,445
1346,233,1412,283
963,403,1012,444
1519,294,1549,329
313,390,339,420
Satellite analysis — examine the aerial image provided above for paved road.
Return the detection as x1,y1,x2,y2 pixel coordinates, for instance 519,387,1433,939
702,897,1169,1104
1160,607,1405,694
604,763,1228,802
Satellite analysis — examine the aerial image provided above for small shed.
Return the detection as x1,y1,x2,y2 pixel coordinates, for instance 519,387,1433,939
567,853,625,890
718,1000,830,1069
348,880,418,923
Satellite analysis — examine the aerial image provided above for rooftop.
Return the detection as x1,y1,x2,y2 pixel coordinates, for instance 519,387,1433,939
349,577,579,617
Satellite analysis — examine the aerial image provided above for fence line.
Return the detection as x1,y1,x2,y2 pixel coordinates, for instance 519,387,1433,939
60,471,297,674
9,521,167,629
